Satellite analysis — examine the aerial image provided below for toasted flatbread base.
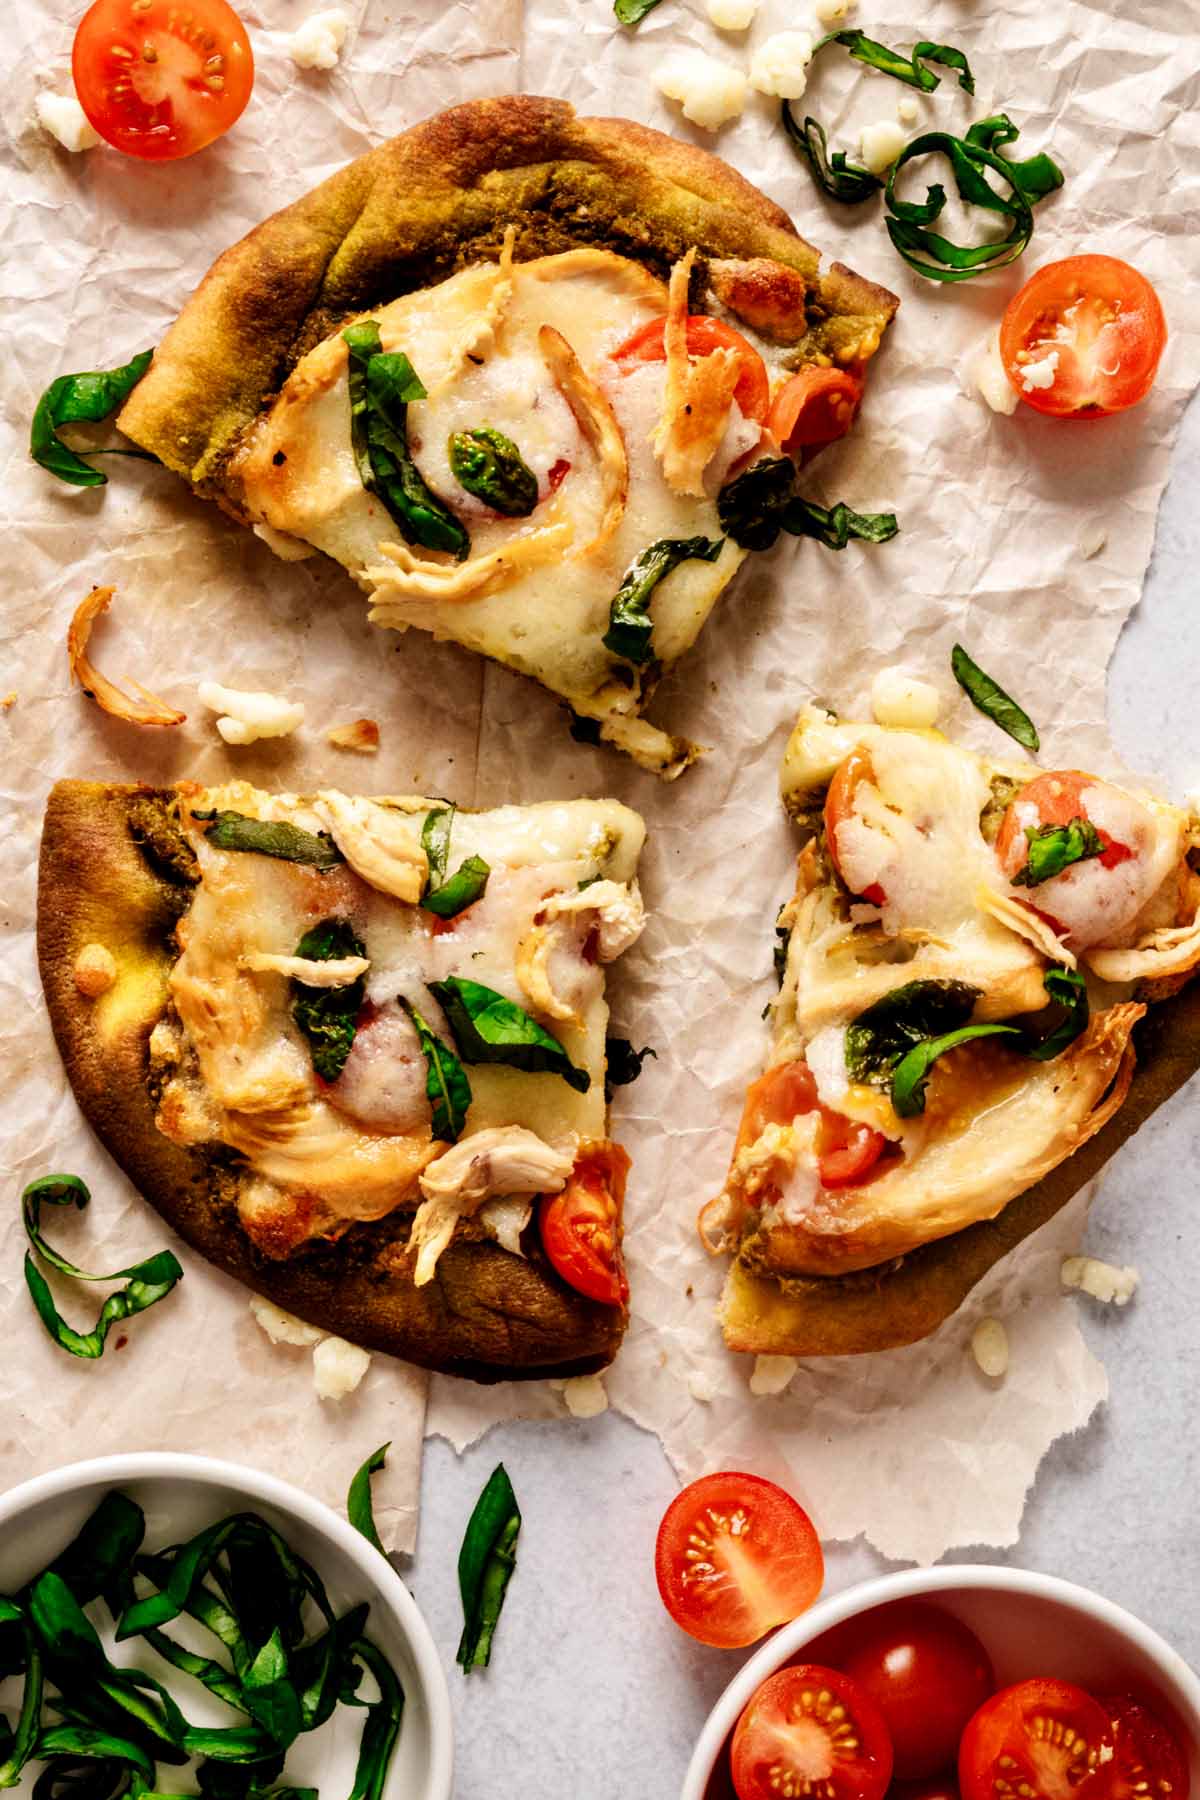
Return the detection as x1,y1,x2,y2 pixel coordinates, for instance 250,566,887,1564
719,985,1200,1357
38,780,625,1382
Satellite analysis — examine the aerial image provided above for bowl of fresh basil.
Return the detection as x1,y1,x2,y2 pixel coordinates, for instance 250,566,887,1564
0,1451,454,1799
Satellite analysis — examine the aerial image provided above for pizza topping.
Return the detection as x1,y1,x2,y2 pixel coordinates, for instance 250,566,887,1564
431,975,591,1093
650,252,747,497
366,515,574,607
536,324,628,552
198,679,305,744
420,804,491,918
717,457,897,553
401,998,472,1142
603,535,725,664
199,810,342,868
448,427,539,517
243,949,369,986
478,1194,533,1256
313,792,428,902
289,919,368,1081
515,917,592,1027
67,586,186,727
543,877,647,961
73,942,118,998
410,1125,574,1284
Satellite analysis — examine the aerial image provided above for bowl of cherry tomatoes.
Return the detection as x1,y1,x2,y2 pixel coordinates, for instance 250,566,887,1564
681,1564,1200,1800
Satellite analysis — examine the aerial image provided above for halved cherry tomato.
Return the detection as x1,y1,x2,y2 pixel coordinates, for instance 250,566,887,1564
73,0,254,162
1101,1695,1191,1800
538,1143,630,1307
999,256,1167,420
994,771,1134,882
825,749,886,905
959,1680,1114,1800
734,1063,889,1191
808,1602,995,1781
655,1472,824,1650
731,1665,895,1800
611,316,771,423
768,368,864,456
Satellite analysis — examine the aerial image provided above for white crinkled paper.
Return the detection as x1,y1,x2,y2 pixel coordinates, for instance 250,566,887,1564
2,0,1198,1560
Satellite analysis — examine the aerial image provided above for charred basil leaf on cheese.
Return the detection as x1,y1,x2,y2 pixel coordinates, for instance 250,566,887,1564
401,1000,472,1141
348,1444,390,1555
603,536,725,665
420,804,491,918
448,427,539,517
951,644,1041,751
290,919,367,1082
844,979,982,1086
1012,818,1104,887
430,976,591,1093
198,812,344,870
1021,966,1089,1062
457,1463,521,1674
21,1175,183,1360
31,350,157,488
342,322,470,561
718,458,897,554
891,1021,1022,1116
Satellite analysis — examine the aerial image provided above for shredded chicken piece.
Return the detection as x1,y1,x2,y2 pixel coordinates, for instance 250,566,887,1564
313,792,427,902
365,516,573,609
543,879,647,961
478,1194,533,1257
327,717,380,754
652,250,741,496
67,587,186,727
241,952,369,986
410,1127,576,1286
537,324,629,554
439,225,517,381
978,885,1077,969
1086,914,1200,985
515,920,581,1026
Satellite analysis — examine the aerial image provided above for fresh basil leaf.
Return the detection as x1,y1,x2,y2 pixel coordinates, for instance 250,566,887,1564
602,537,724,665
1013,818,1104,887
0,1621,42,1788
48,1496,145,1611
456,1464,521,1674
781,108,882,203
605,1037,656,1090
717,457,796,552
289,919,367,1083
401,1002,471,1142
781,498,899,550
613,0,662,23
30,353,156,489
291,1603,369,1733
22,1177,184,1361
28,1575,105,1670
202,815,343,870
31,1754,129,1800
133,1552,248,1673
347,1447,390,1556
139,1627,246,1716
32,1727,154,1795
845,979,982,1085
180,1727,278,1765
884,123,1064,283
892,1022,1021,1117
420,806,453,890
342,324,469,561
430,977,590,1093
346,1639,404,1800
965,114,1067,202
419,804,490,918
1022,965,1089,1062
951,643,1040,751
819,28,975,93
240,1632,300,1751
449,428,538,517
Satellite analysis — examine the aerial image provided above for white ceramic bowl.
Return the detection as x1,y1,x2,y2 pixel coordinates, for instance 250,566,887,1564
682,1565,1200,1800
0,1452,453,1800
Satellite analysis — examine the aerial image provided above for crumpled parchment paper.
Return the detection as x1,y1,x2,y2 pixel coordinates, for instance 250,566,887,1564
2,0,1197,1561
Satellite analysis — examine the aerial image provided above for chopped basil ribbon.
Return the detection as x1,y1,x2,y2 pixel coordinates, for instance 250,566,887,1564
290,919,367,1082
602,536,724,665
449,427,538,516
456,1464,521,1673
951,643,1040,751
1013,817,1104,887
31,351,157,488
21,1175,184,1360
347,1636,405,1800
342,321,469,560
420,804,491,918
718,458,898,555
782,110,882,204
884,116,1065,284
401,1000,472,1141
198,812,343,870
430,976,590,1093
613,0,662,23
347,1444,390,1555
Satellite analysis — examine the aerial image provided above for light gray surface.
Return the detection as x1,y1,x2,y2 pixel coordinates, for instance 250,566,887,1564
408,389,1200,1797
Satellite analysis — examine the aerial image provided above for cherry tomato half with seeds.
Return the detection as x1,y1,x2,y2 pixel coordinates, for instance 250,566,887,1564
611,315,771,423
993,770,1134,882
807,1602,995,1781
538,1143,630,1307
768,368,864,457
655,1471,824,1649
959,1679,1114,1800
1100,1695,1191,1800
73,0,254,162
999,255,1166,420
731,1664,895,1800
824,750,886,905
733,1063,888,1193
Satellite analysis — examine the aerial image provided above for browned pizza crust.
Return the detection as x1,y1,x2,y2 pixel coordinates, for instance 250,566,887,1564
719,980,1200,1357
38,780,625,1382
117,94,898,494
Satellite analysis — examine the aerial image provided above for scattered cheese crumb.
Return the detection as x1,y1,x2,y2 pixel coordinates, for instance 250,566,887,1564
969,331,1020,416
655,50,747,130
687,1369,718,1404
748,32,815,100
859,118,908,175
252,522,316,562
36,92,100,153
705,0,759,28
897,97,920,124
870,667,942,730
749,1354,798,1396
313,1335,371,1399
1020,349,1060,393
1079,524,1108,561
328,717,380,754
814,0,853,18
562,1373,609,1418
249,1296,323,1347
198,681,305,746
288,9,351,71
971,1317,1009,1379
1061,1257,1140,1306
73,942,117,998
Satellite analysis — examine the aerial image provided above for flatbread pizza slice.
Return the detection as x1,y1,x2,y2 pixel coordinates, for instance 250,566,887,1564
39,777,647,1381
703,704,1200,1356
116,95,898,777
